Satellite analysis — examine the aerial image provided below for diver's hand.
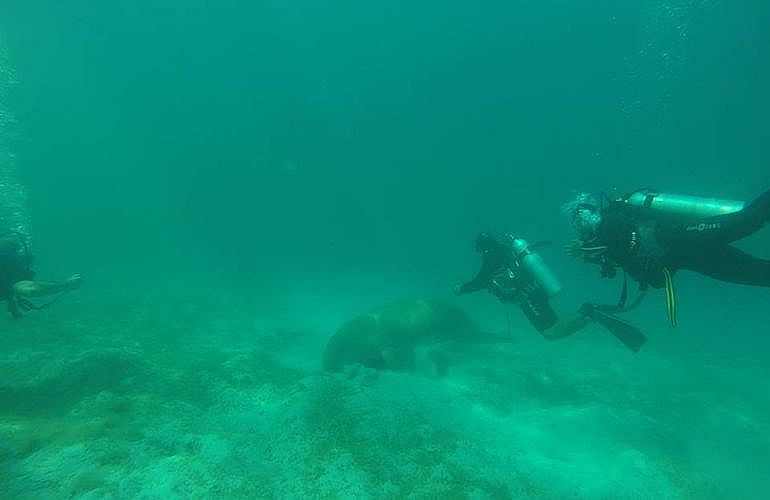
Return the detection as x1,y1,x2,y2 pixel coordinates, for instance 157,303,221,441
453,283,463,295
66,274,82,291
564,239,585,258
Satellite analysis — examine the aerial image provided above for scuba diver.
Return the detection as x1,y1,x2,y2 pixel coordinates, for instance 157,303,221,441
564,188,770,327
456,232,646,352
0,233,81,320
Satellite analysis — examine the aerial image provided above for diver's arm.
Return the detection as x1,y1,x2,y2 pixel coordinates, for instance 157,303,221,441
13,274,82,298
456,275,488,295
520,287,593,340
662,188,770,248
456,260,497,295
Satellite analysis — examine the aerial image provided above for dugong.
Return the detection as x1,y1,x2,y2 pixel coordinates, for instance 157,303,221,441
322,299,504,373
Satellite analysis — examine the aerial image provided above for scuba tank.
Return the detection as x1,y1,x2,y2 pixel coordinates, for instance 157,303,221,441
624,189,745,219
509,237,562,297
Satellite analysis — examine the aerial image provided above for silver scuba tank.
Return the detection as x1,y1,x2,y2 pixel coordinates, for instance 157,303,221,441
510,237,562,297
625,189,745,219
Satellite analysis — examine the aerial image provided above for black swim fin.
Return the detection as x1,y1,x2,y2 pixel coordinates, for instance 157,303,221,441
592,309,647,353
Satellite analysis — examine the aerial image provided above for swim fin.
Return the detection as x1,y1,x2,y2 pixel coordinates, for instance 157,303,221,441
591,309,647,353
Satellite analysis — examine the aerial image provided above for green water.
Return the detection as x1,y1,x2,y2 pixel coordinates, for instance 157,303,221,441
1,1,769,498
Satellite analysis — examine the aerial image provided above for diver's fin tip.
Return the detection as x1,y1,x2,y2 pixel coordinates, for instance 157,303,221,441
593,311,647,353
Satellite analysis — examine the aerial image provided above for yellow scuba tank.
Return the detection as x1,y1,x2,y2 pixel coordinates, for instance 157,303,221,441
624,189,745,219
510,237,562,298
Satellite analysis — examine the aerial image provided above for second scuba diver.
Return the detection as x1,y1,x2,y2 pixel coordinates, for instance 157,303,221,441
0,232,81,320
564,188,770,327
456,232,646,352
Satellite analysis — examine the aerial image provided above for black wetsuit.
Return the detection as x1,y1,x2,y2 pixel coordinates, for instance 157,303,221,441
458,234,558,333
594,189,770,288
0,242,35,318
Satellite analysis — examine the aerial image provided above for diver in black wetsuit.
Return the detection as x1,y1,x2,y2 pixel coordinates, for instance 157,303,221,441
565,188,770,326
0,233,81,320
456,232,565,334
456,232,646,351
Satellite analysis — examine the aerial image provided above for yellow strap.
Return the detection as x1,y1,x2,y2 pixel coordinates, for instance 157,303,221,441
663,267,677,328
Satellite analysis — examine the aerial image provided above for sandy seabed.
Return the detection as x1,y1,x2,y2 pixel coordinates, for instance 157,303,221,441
1,288,768,499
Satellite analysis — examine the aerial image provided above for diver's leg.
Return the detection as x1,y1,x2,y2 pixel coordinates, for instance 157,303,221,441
666,189,770,246
541,312,592,340
716,189,770,242
542,305,647,351
520,291,592,339
680,245,770,287
519,289,560,335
